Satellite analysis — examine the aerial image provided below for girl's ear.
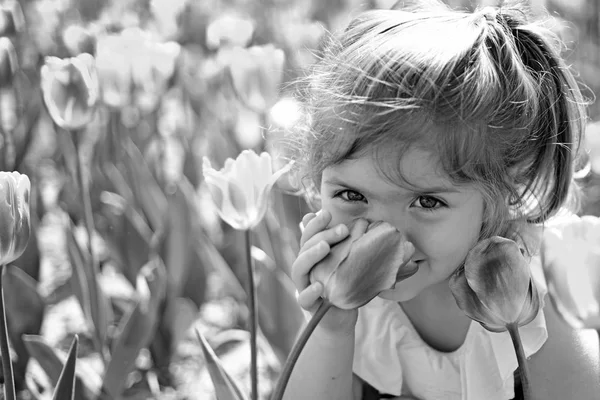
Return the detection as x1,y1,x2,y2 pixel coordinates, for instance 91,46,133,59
390,0,450,12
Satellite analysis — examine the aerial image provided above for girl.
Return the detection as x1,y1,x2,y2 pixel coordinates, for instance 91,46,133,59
285,1,600,399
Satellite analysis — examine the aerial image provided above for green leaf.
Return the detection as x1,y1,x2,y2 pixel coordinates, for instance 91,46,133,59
161,181,194,296
252,248,305,359
99,192,152,285
65,223,112,355
23,335,97,400
51,335,79,400
164,297,197,352
195,328,247,400
3,264,44,388
122,137,167,230
101,257,167,399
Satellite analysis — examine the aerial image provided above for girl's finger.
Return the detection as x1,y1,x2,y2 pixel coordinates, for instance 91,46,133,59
297,282,324,311
300,213,316,233
292,240,330,291
300,223,349,254
300,209,332,247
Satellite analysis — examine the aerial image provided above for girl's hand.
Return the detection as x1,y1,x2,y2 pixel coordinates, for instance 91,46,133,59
292,210,358,334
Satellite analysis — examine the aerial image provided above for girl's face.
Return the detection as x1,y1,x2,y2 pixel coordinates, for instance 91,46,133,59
320,147,485,302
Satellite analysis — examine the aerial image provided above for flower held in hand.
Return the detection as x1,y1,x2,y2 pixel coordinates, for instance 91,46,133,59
0,172,30,266
449,236,543,332
310,219,417,310
202,150,291,230
541,215,600,329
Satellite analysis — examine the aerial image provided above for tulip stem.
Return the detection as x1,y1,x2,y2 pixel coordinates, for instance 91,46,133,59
2,129,15,171
72,133,105,363
0,266,16,400
244,229,258,400
507,323,531,400
73,136,97,272
270,301,333,400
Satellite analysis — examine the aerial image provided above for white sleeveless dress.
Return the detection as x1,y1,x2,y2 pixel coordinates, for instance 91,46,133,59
352,256,548,400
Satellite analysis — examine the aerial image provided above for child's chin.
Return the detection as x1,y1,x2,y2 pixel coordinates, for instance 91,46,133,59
377,285,417,302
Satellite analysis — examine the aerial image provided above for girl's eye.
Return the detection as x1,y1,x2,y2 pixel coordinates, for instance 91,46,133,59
412,195,444,210
336,190,366,203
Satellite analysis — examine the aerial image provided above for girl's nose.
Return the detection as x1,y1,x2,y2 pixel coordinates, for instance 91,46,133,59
364,207,411,238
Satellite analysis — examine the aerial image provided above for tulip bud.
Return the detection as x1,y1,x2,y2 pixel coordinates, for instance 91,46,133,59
0,172,30,266
0,0,25,36
62,24,97,56
131,38,180,113
227,44,285,112
449,236,543,332
0,37,17,88
310,219,417,310
541,215,600,329
206,14,254,49
40,53,99,130
202,150,292,230
95,34,132,108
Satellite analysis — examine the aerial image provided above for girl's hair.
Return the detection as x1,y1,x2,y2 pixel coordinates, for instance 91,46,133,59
289,0,587,240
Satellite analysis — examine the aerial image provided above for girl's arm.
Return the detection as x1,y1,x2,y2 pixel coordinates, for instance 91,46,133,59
283,324,360,400
528,301,600,400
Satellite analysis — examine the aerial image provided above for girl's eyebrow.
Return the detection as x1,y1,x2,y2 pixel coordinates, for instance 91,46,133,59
322,175,461,195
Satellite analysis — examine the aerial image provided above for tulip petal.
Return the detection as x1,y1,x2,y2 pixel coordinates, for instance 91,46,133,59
313,221,416,310
232,151,259,207
11,174,30,261
0,173,30,265
205,175,248,230
310,219,368,292
449,268,507,332
463,237,530,324
257,152,273,190
247,159,292,229
333,224,413,309
517,281,544,327
0,172,17,263
227,179,249,220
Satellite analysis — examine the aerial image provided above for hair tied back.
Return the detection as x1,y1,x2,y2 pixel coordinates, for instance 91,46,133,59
479,6,498,24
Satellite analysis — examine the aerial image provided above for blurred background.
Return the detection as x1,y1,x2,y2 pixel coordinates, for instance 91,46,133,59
0,0,599,399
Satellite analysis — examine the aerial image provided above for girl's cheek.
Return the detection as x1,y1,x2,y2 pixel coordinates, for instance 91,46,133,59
322,202,359,228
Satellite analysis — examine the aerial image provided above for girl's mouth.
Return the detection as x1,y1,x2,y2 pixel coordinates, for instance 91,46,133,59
395,260,420,282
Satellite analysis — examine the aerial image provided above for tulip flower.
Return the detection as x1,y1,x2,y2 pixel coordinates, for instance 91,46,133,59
449,236,544,400
95,28,180,113
202,150,291,230
62,24,97,56
0,0,25,36
95,33,133,109
272,219,417,400
0,37,17,88
310,219,417,309
0,37,18,169
226,44,285,112
541,214,600,330
206,14,254,49
40,53,99,131
0,171,30,400
150,0,188,39
449,237,543,332
203,149,291,400
0,171,30,266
